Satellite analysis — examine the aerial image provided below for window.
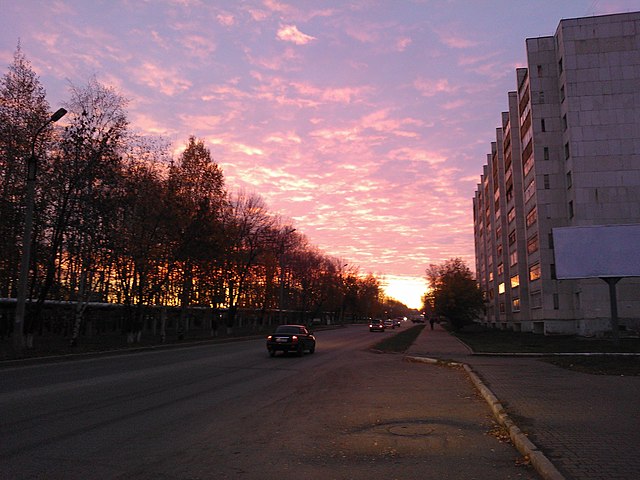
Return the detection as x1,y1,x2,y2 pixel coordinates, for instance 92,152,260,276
564,142,570,160
526,207,537,227
563,114,567,131
510,275,520,289
566,171,572,188
541,118,546,132
498,282,505,294
497,263,504,276
531,290,542,308
519,85,530,116
544,174,550,189
560,85,565,102
507,207,516,224
524,179,536,202
529,262,541,281
497,244,503,257
558,57,563,74
512,297,521,312
522,139,533,165
524,155,534,177
551,263,556,280
548,232,554,249
544,146,550,161
508,230,516,245
553,293,559,310
527,234,539,254
569,200,574,218
510,250,518,267
499,302,506,313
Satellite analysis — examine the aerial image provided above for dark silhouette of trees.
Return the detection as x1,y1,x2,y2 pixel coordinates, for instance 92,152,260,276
112,137,172,342
425,258,484,330
166,136,226,338
0,45,50,300
0,48,392,348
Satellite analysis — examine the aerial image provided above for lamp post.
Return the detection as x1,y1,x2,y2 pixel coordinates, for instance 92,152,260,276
13,108,67,351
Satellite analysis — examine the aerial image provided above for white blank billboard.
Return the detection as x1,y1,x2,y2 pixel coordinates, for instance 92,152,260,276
552,224,640,279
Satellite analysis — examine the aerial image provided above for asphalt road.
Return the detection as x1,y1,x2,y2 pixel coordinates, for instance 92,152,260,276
0,324,537,479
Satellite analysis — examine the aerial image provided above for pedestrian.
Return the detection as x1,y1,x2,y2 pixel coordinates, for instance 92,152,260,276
429,317,435,330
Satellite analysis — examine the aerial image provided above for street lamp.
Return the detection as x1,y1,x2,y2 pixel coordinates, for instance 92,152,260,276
13,108,67,351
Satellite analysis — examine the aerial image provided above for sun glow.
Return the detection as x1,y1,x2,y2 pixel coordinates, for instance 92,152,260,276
382,275,425,310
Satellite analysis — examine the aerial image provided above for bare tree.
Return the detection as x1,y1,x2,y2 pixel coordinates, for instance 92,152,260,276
220,191,277,333
111,136,172,342
35,77,129,346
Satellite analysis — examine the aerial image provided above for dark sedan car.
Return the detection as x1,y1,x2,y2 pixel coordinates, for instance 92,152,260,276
267,324,316,357
369,320,385,332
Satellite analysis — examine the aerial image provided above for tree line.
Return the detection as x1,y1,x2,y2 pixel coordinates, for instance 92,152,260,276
1,46,400,348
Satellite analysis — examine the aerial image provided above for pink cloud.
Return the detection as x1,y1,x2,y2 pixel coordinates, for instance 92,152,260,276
360,109,424,137
216,13,235,26
442,99,467,110
438,31,478,49
396,36,412,51
276,24,316,45
414,77,456,97
130,61,192,96
179,34,216,59
388,147,447,166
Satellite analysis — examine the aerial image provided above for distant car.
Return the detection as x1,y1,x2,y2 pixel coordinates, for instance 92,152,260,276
369,320,385,332
384,319,395,329
394,318,402,328
267,324,316,357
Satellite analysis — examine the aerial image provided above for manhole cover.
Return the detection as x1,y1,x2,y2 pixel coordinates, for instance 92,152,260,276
387,423,436,437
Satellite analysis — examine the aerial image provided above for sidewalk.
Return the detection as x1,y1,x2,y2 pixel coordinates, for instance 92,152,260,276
405,323,640,480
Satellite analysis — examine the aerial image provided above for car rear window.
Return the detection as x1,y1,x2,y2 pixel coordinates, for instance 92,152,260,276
275,326,302,334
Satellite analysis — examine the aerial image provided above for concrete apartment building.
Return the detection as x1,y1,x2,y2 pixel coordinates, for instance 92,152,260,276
473,11,640,335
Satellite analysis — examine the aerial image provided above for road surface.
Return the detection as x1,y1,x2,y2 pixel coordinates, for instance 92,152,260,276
0,324,537,479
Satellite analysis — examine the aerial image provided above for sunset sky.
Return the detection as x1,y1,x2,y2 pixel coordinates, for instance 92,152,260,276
2,1,638,309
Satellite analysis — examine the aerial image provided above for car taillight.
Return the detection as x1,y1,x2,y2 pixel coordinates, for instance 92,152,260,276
291,335,298,342
267,335,272,340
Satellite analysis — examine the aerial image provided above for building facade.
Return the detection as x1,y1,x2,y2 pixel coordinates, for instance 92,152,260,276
473,12,640,335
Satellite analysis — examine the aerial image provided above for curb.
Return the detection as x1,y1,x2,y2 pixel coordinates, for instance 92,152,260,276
405,354,566,480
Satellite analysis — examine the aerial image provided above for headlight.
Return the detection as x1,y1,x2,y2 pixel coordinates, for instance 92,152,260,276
267,335,272,340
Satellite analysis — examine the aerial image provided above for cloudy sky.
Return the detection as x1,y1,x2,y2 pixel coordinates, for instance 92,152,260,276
2,0,637,308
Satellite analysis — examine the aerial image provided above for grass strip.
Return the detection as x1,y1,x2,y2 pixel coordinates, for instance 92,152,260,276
452,328,640,354
372,324,426,353
451,326,640,375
